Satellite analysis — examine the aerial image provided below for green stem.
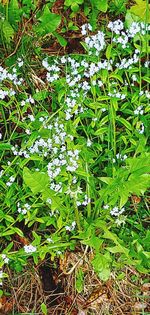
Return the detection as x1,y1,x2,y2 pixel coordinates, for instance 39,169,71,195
86,162,91,218
73,198,81,231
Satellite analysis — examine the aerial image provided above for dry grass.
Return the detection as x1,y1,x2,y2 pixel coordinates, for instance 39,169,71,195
0,248,150,315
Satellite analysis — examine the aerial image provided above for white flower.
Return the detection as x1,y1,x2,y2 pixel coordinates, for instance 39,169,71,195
28,114,35,121
2,254,9,264
46,198,52,204
25,129,31,135
24,245,36,253
108,20,124,34
103,205,109,210
0,270,3,278
17,58,23,67
47,237,54,243
110,206,125,217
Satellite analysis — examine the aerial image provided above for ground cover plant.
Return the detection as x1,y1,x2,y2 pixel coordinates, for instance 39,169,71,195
0,0,150,314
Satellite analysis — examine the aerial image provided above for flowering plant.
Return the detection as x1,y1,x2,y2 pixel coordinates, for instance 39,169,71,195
0,18,150,285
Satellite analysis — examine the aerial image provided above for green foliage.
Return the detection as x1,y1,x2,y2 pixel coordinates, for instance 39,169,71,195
75,268,84,292
35,5,61,36
129,0,150,22
99,154,150,208
92,252,111,281
90,0,108,13
0,3,150,305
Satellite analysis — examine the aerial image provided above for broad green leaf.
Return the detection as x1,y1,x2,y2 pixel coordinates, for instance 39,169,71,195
8,0,20,27
142,76,150,83
99,177,113,185
90,0,108,12
130,0,150,22
92,252,111,281
125,11,141,27
23,167,49,194
102,230,129,256
35,5,61,36
32,231,41,245
2,20,14,43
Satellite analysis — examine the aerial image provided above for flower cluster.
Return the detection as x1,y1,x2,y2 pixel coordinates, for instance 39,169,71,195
81,23,92,36
113,153,127,163
6,176,15,187
134,106,144,115
65,221,76,231
24,245,36,254
110,207,125,217
0,66,23,85
108,20,124,34
17,202,31,215
1,254,9,264
85,31,105,56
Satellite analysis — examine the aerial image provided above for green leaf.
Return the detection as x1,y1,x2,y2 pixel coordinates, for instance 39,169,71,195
94,127,108,135
54,32,67,47
23,167,49,194
90,0,108,12
8,0,20,27
71,3,80,12
75,269,84,293
0,143,11,151
125,11,141,28
142,76,150,83
41,303,48,315
32,231,41,245
109,73,123,83
33,90,48,101
2,20,14,43
106,44,112,59
92,252,111,281
130,0,150,22
35,5,61,36
117,117,132,130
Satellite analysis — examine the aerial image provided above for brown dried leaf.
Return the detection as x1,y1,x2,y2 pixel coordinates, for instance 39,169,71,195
131,195,141,204
0,297,14,314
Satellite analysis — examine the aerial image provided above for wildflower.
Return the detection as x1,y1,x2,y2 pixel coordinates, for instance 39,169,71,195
103,205,109,210
47,237,54,243
28,114,35,121
81,23,92,36
2,254,9,264
24,245,36,254
87,139,92,147
17,58,23,67
6,176,15,187
134,106,144,115
46,198,52,204
110,206,125,217
108,20,124,34
17,202,30,215
115,215,126,226
25,129,31,135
